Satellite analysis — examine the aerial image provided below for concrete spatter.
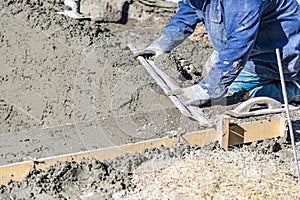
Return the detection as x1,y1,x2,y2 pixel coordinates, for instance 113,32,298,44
1,158,132,199
0,143,197,199
1,0,110,52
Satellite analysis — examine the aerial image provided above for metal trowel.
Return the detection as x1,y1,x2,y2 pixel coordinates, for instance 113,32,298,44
226,96,299,118
128,43,211,127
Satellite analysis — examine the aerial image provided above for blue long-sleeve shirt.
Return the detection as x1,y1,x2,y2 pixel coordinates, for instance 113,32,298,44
153,0,300,98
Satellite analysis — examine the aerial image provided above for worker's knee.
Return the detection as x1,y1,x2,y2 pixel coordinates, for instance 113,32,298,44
249,80,300,103
228,70,272,94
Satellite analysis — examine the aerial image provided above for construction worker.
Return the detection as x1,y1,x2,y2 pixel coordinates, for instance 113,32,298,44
135,0,300,106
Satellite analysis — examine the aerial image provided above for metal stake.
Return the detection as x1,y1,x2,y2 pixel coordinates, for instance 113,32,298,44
276,48,300,182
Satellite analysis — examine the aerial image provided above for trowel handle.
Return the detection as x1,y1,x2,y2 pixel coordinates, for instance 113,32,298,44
234,97,282,113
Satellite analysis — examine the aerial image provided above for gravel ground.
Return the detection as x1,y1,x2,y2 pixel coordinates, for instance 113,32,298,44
125,143,300,199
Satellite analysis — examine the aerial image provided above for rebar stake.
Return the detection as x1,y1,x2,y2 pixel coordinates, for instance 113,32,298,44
276,48,300,183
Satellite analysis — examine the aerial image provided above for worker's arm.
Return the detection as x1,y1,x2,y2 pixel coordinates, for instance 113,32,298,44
199,0,263,99
153,0,202,53
135,0,202,57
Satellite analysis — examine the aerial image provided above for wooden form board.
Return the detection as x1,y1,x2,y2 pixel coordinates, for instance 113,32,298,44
0,117,287,186
228,117,287,146
220,117,287,150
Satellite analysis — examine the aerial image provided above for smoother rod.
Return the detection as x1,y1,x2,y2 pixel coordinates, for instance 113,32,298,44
276,48,300,182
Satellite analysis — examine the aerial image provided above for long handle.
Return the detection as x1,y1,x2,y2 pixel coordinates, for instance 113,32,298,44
128,43,210,126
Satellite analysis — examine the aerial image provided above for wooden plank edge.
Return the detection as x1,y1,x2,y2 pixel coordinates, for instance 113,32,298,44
228,117,287,146
0,128,216,186
0,117,286,186
220,115,230,150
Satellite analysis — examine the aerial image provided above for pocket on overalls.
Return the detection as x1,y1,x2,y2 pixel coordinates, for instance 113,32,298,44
210,11,222,24
209,0,223,24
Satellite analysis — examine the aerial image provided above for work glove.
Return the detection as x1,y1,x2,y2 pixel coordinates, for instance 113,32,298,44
133,43,165,58
64,0,78,13
167,84,210,106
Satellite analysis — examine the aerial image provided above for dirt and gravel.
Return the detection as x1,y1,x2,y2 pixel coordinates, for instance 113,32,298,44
1,0,300,199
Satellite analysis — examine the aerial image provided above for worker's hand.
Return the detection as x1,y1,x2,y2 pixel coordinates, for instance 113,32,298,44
167,84,210,106
133,43,164,59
